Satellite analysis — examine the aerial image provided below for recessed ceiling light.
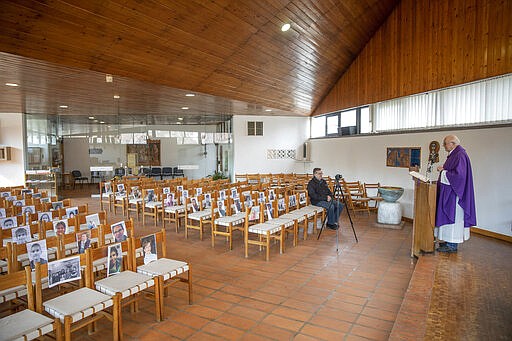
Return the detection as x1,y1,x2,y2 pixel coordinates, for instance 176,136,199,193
113,95,120,99
5,83,18,87
93,120,98,122
185,93,195,97
105,74,113,83
88,116,95,120
100,121,105,124
281,23,291,32
181,107,189,110
178,117,184,121
176,121,182,125
59,105,68,109
265,109,272,112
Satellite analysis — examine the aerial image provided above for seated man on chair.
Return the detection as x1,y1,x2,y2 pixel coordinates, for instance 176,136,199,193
307,167,343,230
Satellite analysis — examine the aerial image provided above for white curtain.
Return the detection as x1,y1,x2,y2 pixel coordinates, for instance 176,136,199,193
373,74,512,132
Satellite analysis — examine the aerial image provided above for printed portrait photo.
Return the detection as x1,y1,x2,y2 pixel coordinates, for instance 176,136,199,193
12,225,32,244
107,243,123,276
140,234,158,265
27,240,48,270
111,221,128,242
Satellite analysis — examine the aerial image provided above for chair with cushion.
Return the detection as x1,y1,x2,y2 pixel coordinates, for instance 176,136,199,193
87,238,162,322
150,167,162,179
35,256,122,341
161,167,173,179
173,167,184,178
0,266,56,341
114,168,125,178
133,229,192,320
71,170,88,188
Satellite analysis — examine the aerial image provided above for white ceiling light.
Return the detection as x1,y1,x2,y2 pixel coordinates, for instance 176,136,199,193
281,23,291,32
185,93,195,97
100,121,105,124
181,107,189,110
88,116,95,120
265,109,272,112
113,95,120,99
59,105,68,109
105,74,113,83
176,121,182,125
178,117,184,121
5,83,19,87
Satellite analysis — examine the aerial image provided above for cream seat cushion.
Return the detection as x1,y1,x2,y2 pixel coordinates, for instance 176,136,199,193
0,309,54,341
137,258,189,281
95,270,154,299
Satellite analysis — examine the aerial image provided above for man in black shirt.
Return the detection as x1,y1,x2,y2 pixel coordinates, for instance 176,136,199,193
307,168,343,229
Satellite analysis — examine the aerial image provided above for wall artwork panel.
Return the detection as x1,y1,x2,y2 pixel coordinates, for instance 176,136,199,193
126,139,160,166
386,147,421,168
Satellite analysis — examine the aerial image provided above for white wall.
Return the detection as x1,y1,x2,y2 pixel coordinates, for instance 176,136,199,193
309,126,512,236
232,115,310,176
0,113,25,186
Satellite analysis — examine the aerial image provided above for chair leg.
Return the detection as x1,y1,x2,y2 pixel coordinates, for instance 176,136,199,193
64,316,72,341
188,266,193,305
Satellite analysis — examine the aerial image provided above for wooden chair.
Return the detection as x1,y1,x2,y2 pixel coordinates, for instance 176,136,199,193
162,192,188,232
244,204,285,261
113,183,128,216
87,238,162,323
0,266,56,340
211,198,246,250
99,181,114,212
364,182,383,212
184,195,213,240
141,189,162,226
35,257,122,341
132,229,192,320
126,186,143,221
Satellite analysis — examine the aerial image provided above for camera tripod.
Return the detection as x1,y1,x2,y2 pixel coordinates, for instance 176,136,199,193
317,178,358,253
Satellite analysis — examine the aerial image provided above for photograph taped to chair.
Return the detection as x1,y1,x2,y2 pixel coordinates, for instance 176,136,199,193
249,205,260,221
76,231,92,254
265,203,274,220
164,193,175,207
48,256,81,288
85,213,100,229
107,243,123,276
27,239,48,270
22,205,35,215
111,221,128,242
176,185,183,192
0,216,17,229
0,207,5,218
40,197,51,204
195,187,202,196
162,187,171,195
5,195,16,202
299,192,307,205
233,198,242,214
53,219,70,236
12,225,32,244
258,192,265,204
268,189,276,201
190,197,200,212
38,211,52,223
116,183,126,196
0,191,10,197
141,234,158,265
245,198,254,208
130,186,142,200
203,193,212,208
218,190,226,201
277,198,286,212
145,189,156,203
32,192,42,199
51,201,63,210
66,206,79,219
21,188,33,197
181,189,189,204
289,195,297,208
104,182,113,194
13,199,25,207
230,187,238,199
217,201,226,217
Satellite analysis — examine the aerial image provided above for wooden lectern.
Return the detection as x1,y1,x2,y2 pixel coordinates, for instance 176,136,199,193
411,179,436,257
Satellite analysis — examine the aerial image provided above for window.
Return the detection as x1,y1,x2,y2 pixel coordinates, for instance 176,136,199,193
247,121,263,136
373,74,512,131
311,106,369,138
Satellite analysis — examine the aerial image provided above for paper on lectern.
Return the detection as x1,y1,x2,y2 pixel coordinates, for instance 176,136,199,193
409,171,429,183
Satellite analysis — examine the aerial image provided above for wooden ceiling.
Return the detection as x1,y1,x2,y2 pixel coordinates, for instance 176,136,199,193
0,0,399,120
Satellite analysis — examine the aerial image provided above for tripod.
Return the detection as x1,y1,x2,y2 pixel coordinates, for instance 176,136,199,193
317,178,358,252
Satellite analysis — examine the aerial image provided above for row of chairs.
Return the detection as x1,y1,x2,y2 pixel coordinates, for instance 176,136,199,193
137,167,185,179
341,180,383,215
1,228,191,341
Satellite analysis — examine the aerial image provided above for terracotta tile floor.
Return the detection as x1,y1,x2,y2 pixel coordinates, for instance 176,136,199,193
67,194,415,340
17,189,512,340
